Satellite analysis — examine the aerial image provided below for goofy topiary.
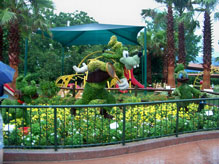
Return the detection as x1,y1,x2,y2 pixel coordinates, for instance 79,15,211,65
71,35,142,119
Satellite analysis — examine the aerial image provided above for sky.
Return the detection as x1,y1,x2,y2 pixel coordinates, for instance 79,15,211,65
52,0,219,57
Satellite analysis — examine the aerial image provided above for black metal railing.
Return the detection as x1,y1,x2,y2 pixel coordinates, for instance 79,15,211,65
0,98,218,150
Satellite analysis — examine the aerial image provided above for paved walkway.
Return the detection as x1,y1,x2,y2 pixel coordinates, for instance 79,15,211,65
4,138,219,164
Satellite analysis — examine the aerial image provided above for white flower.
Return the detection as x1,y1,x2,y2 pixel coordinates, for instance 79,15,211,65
205,111,213,116
110,122,119,129
3,124,15,132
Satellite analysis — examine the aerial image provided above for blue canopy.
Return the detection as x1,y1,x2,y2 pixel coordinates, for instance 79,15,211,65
38,23,145,46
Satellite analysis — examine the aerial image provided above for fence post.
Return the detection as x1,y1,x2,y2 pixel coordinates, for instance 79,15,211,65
134,85,138,97
54,108,58,151
122,105,126,145
72,84,76,97
176,103,179,137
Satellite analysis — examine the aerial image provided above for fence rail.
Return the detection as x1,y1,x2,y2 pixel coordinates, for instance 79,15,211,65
0,98,219,151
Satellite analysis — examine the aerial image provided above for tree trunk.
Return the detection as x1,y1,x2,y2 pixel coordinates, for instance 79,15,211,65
162,48,168,83
147,53,152,85
168,66,175,87
202,69,210,89
0,26,3,61
8,21,20,89
178,22,186,66
202,11,212,90
167,5,175,88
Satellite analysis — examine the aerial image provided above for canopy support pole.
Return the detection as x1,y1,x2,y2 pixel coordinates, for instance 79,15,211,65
144,27,147,94
24,38,28,76
61,46,64,75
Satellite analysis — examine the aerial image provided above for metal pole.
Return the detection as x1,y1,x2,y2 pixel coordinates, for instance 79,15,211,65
61,46,64,75
141,51,144,84
24,38,28,76
144,27,147,94
54,108,58,151
122,105,126,146
176,103,179,137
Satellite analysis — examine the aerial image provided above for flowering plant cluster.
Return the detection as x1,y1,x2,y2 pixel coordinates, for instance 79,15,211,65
3,101,218,147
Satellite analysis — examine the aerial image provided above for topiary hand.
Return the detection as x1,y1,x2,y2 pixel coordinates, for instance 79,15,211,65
117,78,129,90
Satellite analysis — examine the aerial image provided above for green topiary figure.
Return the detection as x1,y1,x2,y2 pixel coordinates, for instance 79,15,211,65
172,64,206,111
15,74,38,104
72,35,142,119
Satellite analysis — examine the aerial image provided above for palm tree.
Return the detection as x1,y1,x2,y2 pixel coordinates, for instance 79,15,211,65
173,0,193,66
0,7,17,63
1,0,53,89
153,0,176,88
196,0,219,89
0,1,15,61
166,4,176,88
0,26,3,61
0,1,3,61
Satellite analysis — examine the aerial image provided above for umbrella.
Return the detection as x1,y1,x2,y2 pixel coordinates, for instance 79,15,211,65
0,61,15,85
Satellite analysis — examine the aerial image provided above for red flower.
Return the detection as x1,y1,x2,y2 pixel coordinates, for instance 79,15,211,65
17,99,24,104
18,127,30,135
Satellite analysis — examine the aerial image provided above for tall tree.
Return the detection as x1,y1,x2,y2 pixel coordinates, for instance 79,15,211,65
196,0,219,89
141,6,201,84
0,1,16,61
173,0,193,66
166,4,176,88
153,0,176,88
0,26,3,61
0,0,3,61
1,0,53,89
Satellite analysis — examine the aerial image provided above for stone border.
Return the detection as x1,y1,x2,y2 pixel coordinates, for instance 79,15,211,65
4,130,219,162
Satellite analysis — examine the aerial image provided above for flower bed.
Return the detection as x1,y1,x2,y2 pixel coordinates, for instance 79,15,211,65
3,102,218,147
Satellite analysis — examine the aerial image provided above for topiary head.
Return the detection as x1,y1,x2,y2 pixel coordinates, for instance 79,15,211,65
175,63,189,83
101,35,124,61
176,70,189,83
102,35,142,70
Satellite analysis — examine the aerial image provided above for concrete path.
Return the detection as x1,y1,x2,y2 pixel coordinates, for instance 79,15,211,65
4,138,219,164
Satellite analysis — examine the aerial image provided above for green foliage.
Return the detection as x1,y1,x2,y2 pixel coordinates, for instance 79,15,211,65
16,74,38,104
1,99,29,125
31,96,76,105
114,92,168,103
38,81,59,98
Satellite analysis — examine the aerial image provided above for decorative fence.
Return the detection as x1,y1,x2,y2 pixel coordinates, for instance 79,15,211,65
0,98,218,151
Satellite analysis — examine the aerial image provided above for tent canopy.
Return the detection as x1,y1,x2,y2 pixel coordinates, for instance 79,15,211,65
38,23,144,46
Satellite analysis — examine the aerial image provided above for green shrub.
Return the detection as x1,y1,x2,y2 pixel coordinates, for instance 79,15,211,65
38,81,59,98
